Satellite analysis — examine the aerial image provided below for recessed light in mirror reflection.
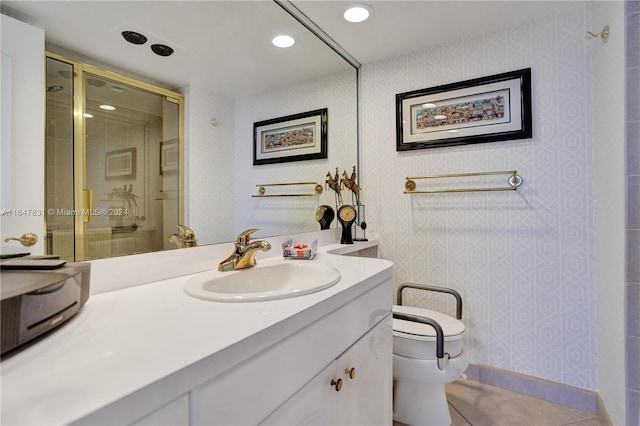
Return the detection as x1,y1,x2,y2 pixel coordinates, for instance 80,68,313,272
99,105,116,111
272,35,295,48
343,4,374,23
422,103,436,108
83,113,94,119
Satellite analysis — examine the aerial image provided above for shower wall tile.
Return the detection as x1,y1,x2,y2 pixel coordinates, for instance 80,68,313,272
629,283,640,337
630,121,640,176
361,5,597,390
630,176,640,229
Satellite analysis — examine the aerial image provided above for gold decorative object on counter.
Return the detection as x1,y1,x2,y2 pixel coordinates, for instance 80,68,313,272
325,168,343,204
341,165,361,205
316,205,335,230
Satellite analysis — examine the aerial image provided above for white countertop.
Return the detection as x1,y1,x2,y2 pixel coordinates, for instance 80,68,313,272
0,239,391,425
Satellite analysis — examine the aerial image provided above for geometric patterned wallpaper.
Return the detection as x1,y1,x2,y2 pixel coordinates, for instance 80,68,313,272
360,4,598,390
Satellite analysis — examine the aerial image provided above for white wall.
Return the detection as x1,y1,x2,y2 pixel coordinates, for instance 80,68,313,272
234,69,358,238
0,15,45,254
183,85,237,244
184,69,358,244
592,2,626,423
362,3,602,392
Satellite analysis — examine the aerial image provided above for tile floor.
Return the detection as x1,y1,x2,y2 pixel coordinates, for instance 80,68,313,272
395,379,610,426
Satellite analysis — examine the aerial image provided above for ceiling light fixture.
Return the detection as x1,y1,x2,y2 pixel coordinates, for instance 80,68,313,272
99,105,116,111
271,35,295,48
121,30,148,45
151,44,174,57
343,4,374,23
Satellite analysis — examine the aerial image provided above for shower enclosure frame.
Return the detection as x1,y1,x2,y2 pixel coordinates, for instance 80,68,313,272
45,51,185,261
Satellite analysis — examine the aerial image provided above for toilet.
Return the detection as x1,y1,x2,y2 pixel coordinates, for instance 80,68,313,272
392,285,467,426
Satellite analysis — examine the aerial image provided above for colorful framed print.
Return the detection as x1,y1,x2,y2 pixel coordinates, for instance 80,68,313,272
253,108,328,165
396,68,532,150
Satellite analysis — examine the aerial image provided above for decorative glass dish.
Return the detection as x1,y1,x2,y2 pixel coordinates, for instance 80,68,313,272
282,239,318,260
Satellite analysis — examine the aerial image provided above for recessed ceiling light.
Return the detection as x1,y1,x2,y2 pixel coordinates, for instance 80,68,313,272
122,30,148,45
83,113,94,119
422,103,437,108
151,44,174,57
86,78,106,88
272,34,295,48
343,4,374,23
99,105,116,111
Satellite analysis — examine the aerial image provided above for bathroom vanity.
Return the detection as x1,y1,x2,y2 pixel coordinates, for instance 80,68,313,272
0,231,392,425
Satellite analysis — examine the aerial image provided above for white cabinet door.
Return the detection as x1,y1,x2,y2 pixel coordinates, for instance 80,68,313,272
260,360,340,426
338,315,392,425
0,15,45,254
261,316,392,426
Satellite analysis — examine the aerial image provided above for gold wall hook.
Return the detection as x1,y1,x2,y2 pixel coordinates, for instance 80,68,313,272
4,233,39,247
585,25,609,43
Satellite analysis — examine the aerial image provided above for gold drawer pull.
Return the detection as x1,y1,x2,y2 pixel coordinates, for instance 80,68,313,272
330,378,343,392
345,367,356,380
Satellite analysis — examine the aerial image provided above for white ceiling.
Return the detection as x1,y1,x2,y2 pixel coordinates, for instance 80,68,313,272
1,1,351,97
291,0,579,65
1,1,579,97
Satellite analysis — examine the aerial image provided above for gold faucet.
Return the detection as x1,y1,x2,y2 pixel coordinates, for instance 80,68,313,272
168,224,198,248
218,228,271,271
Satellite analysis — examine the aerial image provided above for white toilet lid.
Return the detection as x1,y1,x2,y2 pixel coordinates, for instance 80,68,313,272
393,305,465,339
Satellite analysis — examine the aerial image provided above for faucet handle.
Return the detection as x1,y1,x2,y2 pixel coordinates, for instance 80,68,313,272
177,224,195,237
236,228,259,245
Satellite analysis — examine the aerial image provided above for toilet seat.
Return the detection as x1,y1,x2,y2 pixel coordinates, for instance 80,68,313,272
392,305,465,359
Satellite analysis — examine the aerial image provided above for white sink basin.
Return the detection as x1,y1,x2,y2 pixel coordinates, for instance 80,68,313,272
184,261,341,302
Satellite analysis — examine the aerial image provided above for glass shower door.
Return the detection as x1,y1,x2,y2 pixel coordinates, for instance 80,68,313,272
45,54,183,261
82,72,180,259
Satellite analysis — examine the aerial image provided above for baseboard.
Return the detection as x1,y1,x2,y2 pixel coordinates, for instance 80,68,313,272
464,363,611,424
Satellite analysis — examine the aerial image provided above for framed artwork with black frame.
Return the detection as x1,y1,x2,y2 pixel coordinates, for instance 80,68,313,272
105,148,136,179
253,108,328,165
396,68,532,151
160,140,179,175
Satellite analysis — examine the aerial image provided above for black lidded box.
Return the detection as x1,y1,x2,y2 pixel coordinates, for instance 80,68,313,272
1,262,91,356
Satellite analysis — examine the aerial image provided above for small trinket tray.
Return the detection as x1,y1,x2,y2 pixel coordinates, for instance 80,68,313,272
282,239,318,260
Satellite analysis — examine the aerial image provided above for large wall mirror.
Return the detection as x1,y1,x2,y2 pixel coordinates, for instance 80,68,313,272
1,1,359,258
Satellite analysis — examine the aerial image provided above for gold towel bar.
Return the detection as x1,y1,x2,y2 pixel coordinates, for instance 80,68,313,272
404,170,522,194
253,182,323,198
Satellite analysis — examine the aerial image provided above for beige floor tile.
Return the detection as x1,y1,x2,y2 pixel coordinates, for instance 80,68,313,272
449,403,471,426
393,404,470,426
394,379,608,426
445,379,601,426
